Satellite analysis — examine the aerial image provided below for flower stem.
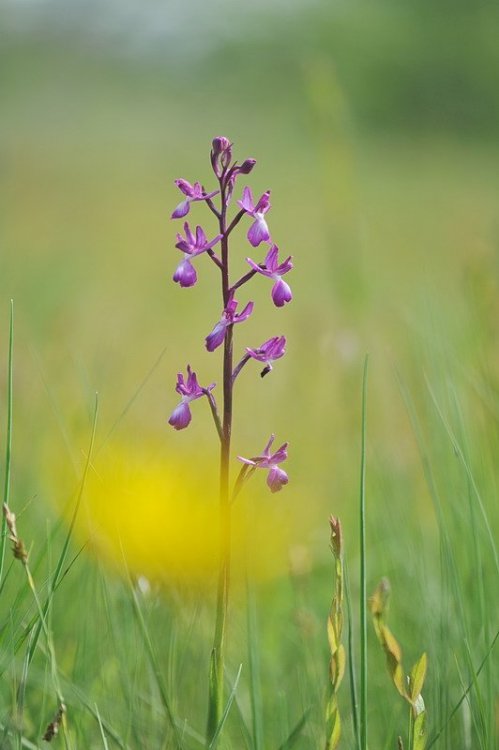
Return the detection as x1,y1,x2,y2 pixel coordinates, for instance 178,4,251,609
207,183,233,746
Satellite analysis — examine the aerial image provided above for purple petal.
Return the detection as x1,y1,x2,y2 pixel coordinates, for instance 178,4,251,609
171,199,190,219
267,466,288,493
271,278,292,307
247,216,270,247
254,190,271,214
168,401,192,430
269,442,288,464
276,256,293,275
262,434,275,456
234,300,254,324
238,186,255,214
175,179,194,197
173,258,197,288
205,320,228,352
195,225,207,247
264,244,279,271
237,455,257,466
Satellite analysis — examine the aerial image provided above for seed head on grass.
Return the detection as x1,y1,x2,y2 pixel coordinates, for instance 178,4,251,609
325,515,345,750
3,502,28,564
369,578,428,749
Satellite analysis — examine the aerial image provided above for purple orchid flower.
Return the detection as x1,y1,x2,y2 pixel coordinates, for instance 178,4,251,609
238,434,289,493
246,335,286,377
171,179,219,219
246,244,293,307
205,294,254,352
168,365,215,430
173,222,222,288
237,187,271,247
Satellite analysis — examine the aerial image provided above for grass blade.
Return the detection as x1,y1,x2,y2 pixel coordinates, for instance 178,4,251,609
359,355,369,750
208,664,243,750
276,707,311,750
0,300,14,589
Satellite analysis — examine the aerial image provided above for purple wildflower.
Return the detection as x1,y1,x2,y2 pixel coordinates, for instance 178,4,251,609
238,435,289,493
237,187,271,247
168,365,214,430
173,222,222,288
246,335,286,377
171,179,219,219
246,244,293,307
205,294,254,352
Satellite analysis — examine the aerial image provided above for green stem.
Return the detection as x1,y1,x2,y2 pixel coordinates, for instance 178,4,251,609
0,300,14,589
359,356,369,750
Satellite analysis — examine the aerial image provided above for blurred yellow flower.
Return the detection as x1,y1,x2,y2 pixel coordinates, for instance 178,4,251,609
56,438,294,587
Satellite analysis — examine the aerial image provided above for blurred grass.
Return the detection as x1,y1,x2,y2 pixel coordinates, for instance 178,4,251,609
1,4,499,748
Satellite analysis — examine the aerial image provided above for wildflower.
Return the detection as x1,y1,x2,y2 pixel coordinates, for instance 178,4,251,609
173,222,222,288
171,179,219,219
246,335,286,377
205,294,254,352
168,366,214,430
246,244,293,307
237,187,271,247
238,434,289,493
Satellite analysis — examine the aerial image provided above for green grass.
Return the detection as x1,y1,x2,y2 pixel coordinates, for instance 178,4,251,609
1,28,499,750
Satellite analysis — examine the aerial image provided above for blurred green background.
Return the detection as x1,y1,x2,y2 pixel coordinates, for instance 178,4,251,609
1,0,499,747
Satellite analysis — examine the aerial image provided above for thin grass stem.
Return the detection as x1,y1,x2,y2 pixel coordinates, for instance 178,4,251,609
359,355,369,750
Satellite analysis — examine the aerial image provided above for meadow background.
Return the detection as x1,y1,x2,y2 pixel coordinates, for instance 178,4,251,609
1,0,499,747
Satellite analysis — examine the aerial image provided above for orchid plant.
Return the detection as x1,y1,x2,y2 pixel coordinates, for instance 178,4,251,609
168,137,292,744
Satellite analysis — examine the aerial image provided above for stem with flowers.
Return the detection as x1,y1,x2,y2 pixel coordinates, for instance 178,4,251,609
168,137,293,746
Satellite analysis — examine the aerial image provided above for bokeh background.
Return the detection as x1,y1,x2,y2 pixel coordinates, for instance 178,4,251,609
1,0,499,747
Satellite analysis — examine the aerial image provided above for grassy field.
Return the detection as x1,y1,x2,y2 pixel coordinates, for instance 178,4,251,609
1,13,499,749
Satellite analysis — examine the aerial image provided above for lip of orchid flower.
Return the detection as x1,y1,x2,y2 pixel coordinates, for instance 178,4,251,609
237,186,271,247
246,244,293,307
171,179,219,219
205,294,255,352
168,365,215,431
237,434,289,493
245,335,286,377
173,222,222,288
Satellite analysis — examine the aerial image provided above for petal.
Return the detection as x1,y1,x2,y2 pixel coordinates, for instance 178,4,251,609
271,278,292,307
276,256,293,275
269,442,288,464
175,178,194,197
237,456,257,466
237,186,255,214
234,300,254,324
168,402,192,430
199,233,223,253
267,466,288,493
263,244,279,271
254,190,271,214
245,346,264,362
171,199,191,219
173,258,197,288
195,225,207,248
247,216,270,247
205,320,228,352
